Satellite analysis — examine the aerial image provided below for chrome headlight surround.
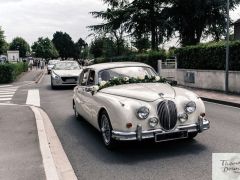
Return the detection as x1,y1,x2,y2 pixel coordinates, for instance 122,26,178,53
184,101,196,114
136,106,150,120
52,71,60,80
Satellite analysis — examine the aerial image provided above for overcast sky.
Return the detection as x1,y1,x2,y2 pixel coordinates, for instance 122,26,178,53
0,0,240,46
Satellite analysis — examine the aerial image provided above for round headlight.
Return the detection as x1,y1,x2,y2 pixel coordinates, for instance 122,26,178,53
149,117,158,128
185,101,196,114
137,106,149,120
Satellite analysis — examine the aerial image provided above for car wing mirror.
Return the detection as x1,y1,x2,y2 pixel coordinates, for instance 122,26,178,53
85,85,99,95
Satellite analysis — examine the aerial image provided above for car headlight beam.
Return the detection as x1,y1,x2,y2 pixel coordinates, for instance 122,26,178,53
185,101,196,114
137,106,150,120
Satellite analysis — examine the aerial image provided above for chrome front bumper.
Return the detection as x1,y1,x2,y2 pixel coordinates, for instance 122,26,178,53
112,117,210,141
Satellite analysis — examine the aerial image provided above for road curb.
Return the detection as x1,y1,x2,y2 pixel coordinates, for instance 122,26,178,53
201,97,240,108
35,70,45,84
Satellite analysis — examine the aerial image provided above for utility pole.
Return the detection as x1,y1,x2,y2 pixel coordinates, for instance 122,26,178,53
225,0,230,93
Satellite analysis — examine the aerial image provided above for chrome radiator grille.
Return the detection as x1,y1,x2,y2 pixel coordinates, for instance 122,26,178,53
157,100,177,131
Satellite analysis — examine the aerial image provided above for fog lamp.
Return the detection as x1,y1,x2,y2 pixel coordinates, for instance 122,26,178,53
149,118,158,128
178,113,188,123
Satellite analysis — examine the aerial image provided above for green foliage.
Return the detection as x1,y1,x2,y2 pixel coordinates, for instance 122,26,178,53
0,27,8,55
0,62,28,84
9,37,30,57
52,31,75,59
94,50,166,71
176,41,240,70
90,0,240,48
98,75,166,90
74,38,88,59
32,37,59,59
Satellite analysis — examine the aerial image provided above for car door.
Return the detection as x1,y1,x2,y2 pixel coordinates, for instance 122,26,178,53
81,69,97,123
75,69,89,120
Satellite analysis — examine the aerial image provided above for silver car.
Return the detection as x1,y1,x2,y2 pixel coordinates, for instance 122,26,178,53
47,60,60,74
51,61,82,89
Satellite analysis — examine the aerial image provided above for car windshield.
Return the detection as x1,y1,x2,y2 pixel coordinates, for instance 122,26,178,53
98,66,156,82
53,62,80,70
49,60,60,65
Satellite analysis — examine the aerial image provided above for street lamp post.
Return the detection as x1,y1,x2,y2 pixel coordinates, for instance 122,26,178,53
225,0,230,93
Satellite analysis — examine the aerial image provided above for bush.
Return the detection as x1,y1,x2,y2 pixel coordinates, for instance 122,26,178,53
94,50,166,71
0,62,28,84
176,41,240,70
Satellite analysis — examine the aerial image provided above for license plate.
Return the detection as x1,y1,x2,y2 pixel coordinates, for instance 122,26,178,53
65,79,75,83
155,131,188,142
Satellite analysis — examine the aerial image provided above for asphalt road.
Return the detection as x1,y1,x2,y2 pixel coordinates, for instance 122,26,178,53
38,74,240,180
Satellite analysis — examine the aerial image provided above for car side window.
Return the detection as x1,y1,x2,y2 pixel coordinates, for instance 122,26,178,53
80,69,89,86
87,70,95,86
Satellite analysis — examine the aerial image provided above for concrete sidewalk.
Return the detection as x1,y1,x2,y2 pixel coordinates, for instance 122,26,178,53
17,68,45,83
181,86,240,107
0,105,45,180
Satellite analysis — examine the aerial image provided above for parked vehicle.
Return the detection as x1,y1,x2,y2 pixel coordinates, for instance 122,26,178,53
72,62,210,149
51,61,82,89
47,60,60,74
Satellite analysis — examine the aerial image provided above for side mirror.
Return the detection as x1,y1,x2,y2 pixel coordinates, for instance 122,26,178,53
85,85,99,95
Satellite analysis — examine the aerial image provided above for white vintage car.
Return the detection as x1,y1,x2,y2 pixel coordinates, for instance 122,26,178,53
73,62,210,148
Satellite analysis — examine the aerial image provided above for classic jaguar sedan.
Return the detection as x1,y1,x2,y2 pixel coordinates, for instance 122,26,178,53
73,62,210,149
51,60,82,89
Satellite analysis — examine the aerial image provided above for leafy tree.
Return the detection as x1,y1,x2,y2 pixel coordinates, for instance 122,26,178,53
164,0,240,46
89,0,128,55
9,37,30,57
74,38,88,59
90,0,240,48
133,37,151,52
52,31,75,59
32,37,59,59
0,27,8,55
90,37,116,58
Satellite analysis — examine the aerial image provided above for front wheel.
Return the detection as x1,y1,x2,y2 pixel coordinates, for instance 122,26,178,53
51,79,56,89
100,111,117,149
73,103,80,120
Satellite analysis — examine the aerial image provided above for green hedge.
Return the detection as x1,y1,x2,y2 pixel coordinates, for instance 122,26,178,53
94,50,166,71
176,41,240,70
0,62,28,84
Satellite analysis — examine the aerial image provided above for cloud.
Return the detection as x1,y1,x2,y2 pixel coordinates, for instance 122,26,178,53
0,0,105,44
0,0,23,4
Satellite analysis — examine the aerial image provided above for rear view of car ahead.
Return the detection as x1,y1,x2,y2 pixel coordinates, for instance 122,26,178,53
51,61,82,89
47,60,60,74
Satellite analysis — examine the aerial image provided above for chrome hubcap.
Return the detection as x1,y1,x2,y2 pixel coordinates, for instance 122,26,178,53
101,115,111,144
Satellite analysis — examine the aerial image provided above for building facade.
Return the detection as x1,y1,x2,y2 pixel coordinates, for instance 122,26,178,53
7,51,20,62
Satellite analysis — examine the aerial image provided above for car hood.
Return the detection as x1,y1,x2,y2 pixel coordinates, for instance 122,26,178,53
100,83,176,102
53,70,82,77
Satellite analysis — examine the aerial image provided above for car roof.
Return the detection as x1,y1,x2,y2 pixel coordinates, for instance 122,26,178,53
88,62,151,71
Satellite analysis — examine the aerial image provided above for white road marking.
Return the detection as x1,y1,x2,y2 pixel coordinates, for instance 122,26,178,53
26,89,40,107
0,94,13,98
26,90,77,180
0,92,15,95
0,85,18,103
0,98,12,101
0,85,13,88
